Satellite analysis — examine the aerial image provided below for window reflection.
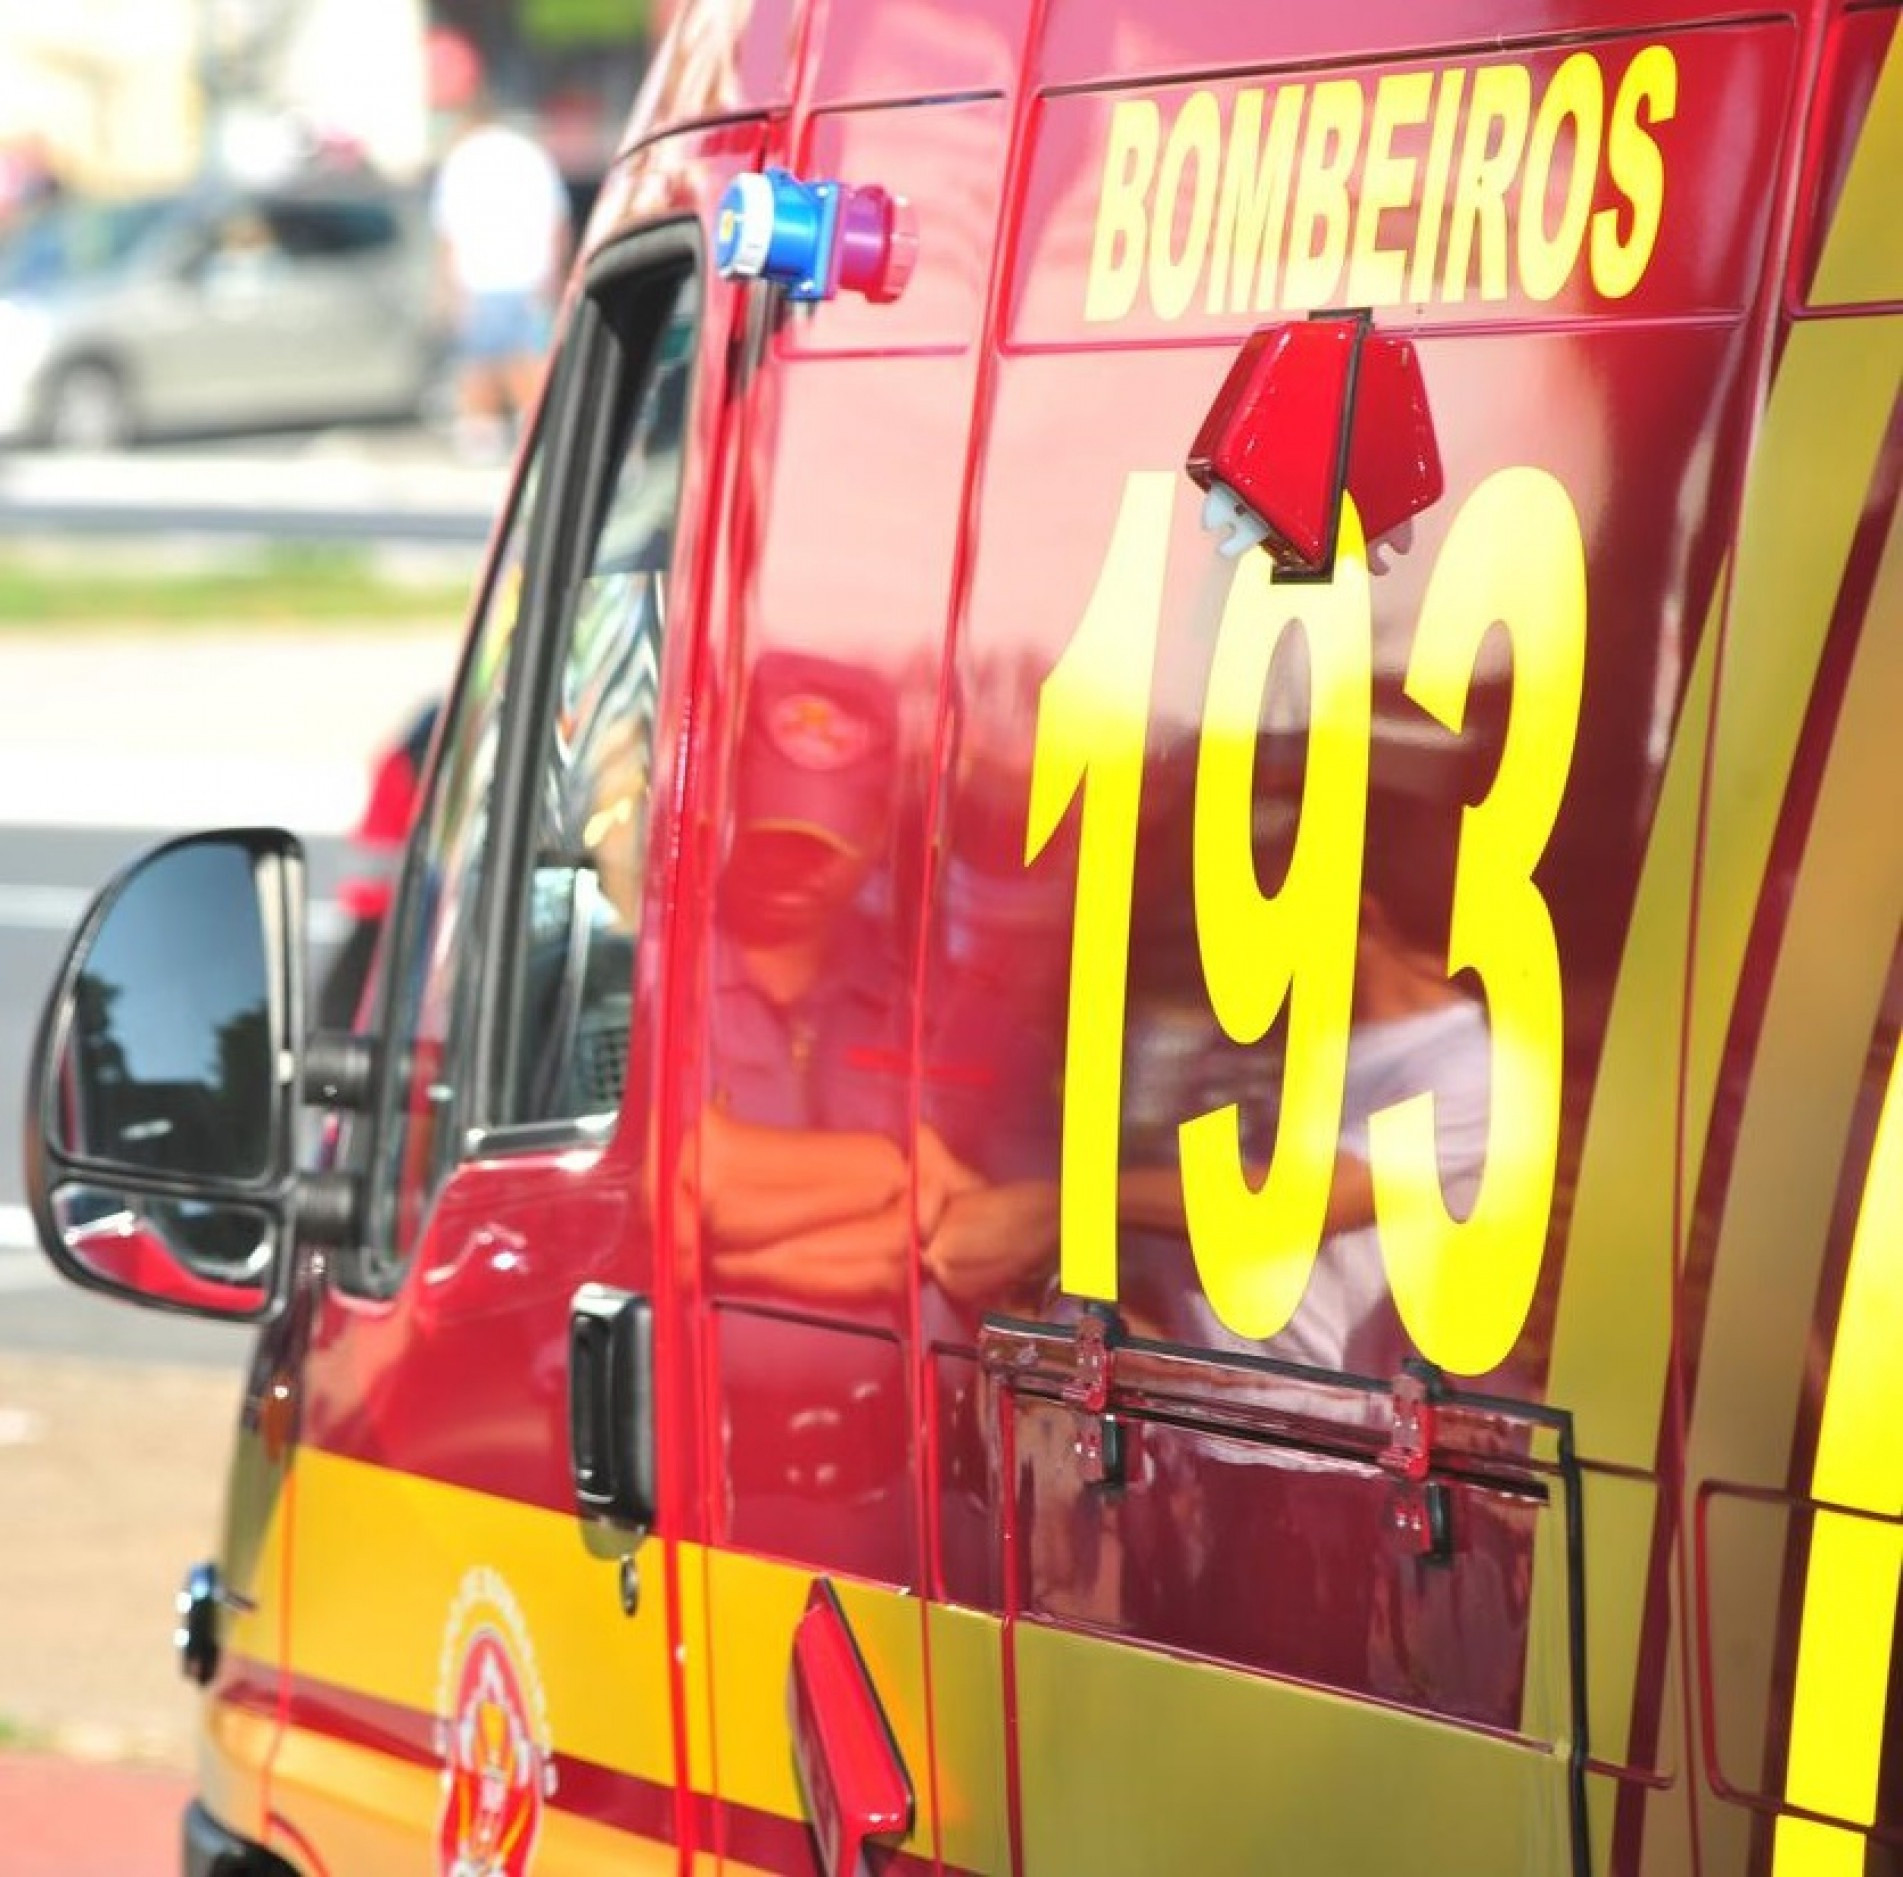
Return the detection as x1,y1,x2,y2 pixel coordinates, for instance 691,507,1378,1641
53,1183,272,1312
365,447,539,1275
701,651,959,1302
700,648,942,1585
60,841,273,1182
511,270,695,1125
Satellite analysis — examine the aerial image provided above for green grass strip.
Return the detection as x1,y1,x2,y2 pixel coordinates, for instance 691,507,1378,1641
0,543,472,628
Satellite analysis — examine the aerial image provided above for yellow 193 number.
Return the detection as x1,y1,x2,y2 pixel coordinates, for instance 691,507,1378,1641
1026,466,1586,1376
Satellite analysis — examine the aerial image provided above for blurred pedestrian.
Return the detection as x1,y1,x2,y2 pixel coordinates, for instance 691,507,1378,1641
429,87,571,462
0,136,64,236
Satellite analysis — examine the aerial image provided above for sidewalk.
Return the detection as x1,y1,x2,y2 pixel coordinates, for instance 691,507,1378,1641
1,1352,246,1875
0,1751,193,1877
0,1354,242,1767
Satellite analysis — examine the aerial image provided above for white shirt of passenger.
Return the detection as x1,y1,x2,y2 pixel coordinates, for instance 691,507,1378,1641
1291,997,1492,1374
432,122,568,297
1187,996,1493,1380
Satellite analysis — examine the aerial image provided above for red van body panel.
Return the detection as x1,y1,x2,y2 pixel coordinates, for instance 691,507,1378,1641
120,0,1903,1871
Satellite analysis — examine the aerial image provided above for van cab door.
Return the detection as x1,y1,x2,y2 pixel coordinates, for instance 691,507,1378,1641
670,68,1019,1870
261,123,764,1873
918,6,1796,1870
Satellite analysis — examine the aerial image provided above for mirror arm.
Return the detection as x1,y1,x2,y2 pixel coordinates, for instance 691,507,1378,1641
303,1030,379,1111
297,1169,361,1249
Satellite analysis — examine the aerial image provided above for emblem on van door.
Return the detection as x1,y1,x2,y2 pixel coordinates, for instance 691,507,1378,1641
434,1566,557,1877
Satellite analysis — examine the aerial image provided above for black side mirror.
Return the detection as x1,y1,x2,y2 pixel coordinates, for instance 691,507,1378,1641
23,829,306,1319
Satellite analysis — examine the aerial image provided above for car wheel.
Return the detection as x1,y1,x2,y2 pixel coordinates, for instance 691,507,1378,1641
41,359,136,451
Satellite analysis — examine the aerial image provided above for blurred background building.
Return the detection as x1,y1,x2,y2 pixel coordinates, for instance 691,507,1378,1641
0,0,663,217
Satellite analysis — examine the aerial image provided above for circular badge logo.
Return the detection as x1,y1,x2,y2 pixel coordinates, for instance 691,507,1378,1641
768,689,875,770
435,1567,556,1877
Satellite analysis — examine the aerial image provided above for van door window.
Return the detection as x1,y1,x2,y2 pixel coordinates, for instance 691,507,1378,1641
349,247,701,1287
356,447,541,1283
505,269,696,1126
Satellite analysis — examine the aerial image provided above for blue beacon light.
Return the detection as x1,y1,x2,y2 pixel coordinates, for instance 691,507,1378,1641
715,169,916,305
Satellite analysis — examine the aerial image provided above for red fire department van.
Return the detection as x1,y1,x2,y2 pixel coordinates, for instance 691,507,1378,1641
21,0,1902,1870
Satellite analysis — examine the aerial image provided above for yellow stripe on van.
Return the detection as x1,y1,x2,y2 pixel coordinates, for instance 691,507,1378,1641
1809,16,1903,307
1774,1045,1903,1873
1541,252,1903,1877
268,1723,720,1874
203,1421,289,1849
692,1553,1011,1871
282,1451,1002,1864
1682,395,1903,1873
1678,405,1903,1877
286,1449,678,1788
202,1696,277,1852
1659,27,1903,1864
923,1602,1011,1877
220,1420,289,1670
1011,1623,1574,1872
276,1444,1644,1870
698,1550,937,1858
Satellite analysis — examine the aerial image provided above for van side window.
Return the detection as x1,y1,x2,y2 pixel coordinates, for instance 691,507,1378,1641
359,450,540,1276
506,268,697,1125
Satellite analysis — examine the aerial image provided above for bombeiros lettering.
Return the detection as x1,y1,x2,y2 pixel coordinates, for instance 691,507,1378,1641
1086,46,1678,321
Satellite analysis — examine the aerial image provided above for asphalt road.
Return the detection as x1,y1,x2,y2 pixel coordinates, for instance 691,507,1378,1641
0,440,474,1363
0,602,466,1367
0,434,485,1872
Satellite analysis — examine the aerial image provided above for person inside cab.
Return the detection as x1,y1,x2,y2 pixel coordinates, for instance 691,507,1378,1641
700,650,977,1300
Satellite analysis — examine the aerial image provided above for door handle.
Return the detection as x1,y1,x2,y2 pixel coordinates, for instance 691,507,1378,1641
568,1284,656,1531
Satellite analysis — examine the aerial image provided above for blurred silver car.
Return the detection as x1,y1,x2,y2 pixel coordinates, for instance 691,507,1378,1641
0,181,443,449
